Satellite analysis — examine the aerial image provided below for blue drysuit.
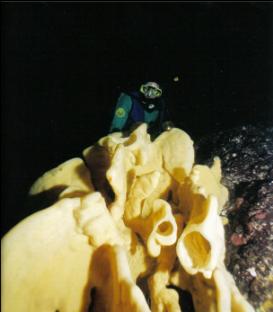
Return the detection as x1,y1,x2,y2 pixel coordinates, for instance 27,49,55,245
110,91,169,136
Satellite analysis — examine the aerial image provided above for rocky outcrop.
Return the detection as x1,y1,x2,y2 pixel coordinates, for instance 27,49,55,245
196,124,273,311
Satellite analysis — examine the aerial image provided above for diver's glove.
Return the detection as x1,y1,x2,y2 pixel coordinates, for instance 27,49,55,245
162,121,174,131
109,128,121,133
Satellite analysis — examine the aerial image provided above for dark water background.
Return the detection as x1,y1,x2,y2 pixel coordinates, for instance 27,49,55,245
1,2,273,236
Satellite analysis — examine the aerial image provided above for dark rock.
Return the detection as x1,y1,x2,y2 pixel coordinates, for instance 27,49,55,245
196,124,273,310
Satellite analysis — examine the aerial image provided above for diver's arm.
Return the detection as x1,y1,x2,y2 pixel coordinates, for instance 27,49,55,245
159,100,174,131
109,93,132,132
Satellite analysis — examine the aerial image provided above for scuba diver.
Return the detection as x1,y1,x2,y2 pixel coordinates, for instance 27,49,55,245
109,81,173,138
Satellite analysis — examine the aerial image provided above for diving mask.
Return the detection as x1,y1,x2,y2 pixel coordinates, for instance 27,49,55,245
140,82,162,99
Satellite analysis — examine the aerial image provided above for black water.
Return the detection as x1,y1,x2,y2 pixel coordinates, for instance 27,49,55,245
2,2,273,236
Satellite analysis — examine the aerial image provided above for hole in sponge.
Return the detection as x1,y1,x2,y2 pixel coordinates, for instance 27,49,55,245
158,222,173,236
183,231,211,268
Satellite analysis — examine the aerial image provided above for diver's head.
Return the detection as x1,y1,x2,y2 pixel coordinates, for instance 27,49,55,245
140,82,162,99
